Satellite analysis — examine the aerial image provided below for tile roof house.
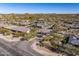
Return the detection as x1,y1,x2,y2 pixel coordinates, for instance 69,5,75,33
10,26,30,33
0,24,30,33
68,35,79,46
39,28,52,35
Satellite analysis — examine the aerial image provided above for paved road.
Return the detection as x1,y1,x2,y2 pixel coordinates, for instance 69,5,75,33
0,38,42,56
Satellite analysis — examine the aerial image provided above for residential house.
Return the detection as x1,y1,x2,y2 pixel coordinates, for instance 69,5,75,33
68,35,79,46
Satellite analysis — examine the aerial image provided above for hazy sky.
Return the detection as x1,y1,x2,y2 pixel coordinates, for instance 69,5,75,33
0,3,79,14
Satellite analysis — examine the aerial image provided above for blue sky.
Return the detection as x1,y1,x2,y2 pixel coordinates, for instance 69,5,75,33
0,3,79,14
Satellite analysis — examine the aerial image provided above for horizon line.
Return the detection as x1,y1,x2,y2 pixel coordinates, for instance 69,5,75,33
0,13,79,14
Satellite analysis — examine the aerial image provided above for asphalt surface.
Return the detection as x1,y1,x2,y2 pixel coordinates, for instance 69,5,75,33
0,38,42,56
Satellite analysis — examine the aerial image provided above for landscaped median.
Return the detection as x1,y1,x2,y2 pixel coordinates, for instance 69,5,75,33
0,34,21,42
31,41,62,56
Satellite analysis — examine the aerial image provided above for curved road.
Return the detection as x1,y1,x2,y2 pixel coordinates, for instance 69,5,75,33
0,38,42,56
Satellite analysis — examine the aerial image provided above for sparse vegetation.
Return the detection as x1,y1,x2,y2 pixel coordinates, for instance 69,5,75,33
0,14,79,55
